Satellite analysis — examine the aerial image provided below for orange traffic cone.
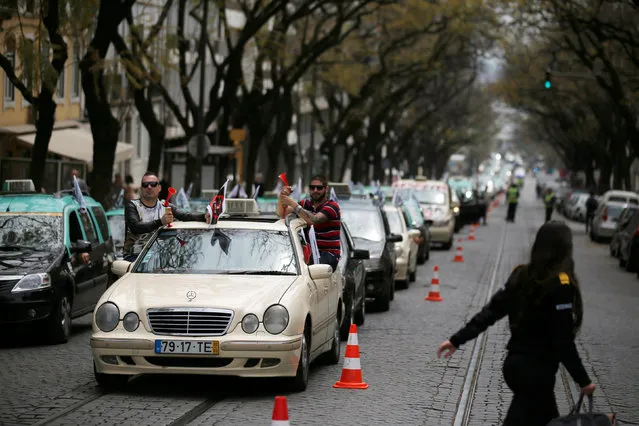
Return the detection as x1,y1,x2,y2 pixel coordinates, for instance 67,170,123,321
271,396,290,426
334,324,369,390
468,227,476,241
425,266,443,302
453,240,464,262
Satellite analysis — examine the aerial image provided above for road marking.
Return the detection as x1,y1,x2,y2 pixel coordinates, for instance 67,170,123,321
453,219,507,426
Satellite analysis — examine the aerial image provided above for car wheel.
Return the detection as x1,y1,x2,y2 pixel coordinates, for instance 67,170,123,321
442,237,453,250
409,270,416,283
46,293,72,344
625,249,636,272
424,243,430,261
339,293,354,341
376,282,391,312
288,327,310,392
94,362,130,390
324,317,341,365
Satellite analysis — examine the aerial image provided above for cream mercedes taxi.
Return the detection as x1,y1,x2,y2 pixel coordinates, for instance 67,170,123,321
382,204,419,287
91,199,343,392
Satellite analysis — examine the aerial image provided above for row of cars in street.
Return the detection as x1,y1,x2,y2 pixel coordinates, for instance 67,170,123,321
0,175,487,393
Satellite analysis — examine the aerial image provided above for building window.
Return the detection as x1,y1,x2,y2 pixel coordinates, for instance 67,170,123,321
71,42,81,98
56,68,65,99
4,51,15,105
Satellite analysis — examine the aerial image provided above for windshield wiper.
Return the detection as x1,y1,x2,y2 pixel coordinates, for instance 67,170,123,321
0,245,36,251
224,270,296,276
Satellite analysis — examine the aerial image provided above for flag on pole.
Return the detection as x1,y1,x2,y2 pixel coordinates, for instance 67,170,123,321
177,188,190,210
186,182,193,199
251,184,261,199
228,184,240,198
291,177,302,201
330,187,339,203
308,225,321,265
207,178,230,223
73,176,87,213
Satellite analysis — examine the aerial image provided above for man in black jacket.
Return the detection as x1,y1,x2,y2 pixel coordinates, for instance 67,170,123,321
585,191,598,234
124,172,209,261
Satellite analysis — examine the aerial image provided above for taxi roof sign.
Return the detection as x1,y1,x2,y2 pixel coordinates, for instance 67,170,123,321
223,198,260,216
2,179,36,192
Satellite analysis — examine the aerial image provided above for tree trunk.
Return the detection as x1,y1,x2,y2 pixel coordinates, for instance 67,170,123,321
29,0,67,192
598,159,612,194
82,0,132,205
30,96,56,192
134,90,165,174
585,159,595,190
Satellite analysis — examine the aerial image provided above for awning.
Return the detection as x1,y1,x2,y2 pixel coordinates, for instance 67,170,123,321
16,128,135,165
164,145,237,155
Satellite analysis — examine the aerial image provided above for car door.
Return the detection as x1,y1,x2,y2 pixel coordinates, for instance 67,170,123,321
298,228,329,348
76,209,106,307
65,209,95,313
89,206,114,289
343,224,365,304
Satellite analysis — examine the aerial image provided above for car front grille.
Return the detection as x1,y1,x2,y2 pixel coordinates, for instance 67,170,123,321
146,308,234,336
0,278,20,296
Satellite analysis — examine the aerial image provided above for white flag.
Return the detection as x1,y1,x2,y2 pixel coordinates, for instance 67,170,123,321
228,184,240,198
308,225,321,265
251,184,261,200
186,182,193,199
238,184,248,198
291,177,302,200
330,187,339,203
177,188,190,210
73,176,87,213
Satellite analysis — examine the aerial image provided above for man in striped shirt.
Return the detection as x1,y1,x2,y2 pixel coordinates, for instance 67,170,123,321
278,175,341,271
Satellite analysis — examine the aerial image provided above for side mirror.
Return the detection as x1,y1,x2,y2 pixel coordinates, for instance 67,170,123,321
308,264,332,280
351,249,370,260
111,260,132,276
408,229,421,239
70,240,92,254
388,233,403,243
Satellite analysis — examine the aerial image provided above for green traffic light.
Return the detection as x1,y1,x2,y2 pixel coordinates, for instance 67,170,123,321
545,80,551,89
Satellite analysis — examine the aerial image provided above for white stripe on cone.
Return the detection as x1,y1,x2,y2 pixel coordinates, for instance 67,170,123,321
272,421,290,426
342,357,362,370
347,333,358,345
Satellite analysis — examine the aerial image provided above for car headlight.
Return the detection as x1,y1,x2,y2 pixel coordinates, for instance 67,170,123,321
11,273,51,293
242,313,259,333
95,302,120,332
122,312,139,332
263,305,289,335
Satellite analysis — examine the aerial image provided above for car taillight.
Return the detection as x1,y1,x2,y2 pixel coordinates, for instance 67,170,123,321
634,226,639,238
602,207,607,221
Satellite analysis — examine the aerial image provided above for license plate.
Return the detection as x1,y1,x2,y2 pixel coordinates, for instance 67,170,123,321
154,340,219,355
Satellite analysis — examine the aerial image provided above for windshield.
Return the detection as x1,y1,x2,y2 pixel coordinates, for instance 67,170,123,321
134,228,298,274
405,204,424,226
606,206,623,219
108,215,125,247
385,209,404,234
341,209,384,242
0,214,63,251
414,189,447,205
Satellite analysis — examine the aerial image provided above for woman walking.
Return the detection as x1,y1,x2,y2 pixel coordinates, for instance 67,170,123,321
437,221,596,426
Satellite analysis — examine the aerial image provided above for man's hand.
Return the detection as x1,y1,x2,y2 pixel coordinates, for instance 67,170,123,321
205,211,212,224
280,195,296,208
279,186,293,197
161,207,174,225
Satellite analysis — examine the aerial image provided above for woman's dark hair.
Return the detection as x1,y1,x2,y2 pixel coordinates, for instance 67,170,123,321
514,221,583,332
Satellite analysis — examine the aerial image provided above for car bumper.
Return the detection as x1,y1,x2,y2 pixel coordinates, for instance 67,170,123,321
429,225,453,243
363,267,388,297
0,289,55,325
91,334,303,378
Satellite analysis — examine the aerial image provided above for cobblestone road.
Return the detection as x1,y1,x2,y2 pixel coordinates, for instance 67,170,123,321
1,176,637,425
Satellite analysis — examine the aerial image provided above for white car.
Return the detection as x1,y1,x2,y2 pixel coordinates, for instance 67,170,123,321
91,199,343,392
383,204,419,286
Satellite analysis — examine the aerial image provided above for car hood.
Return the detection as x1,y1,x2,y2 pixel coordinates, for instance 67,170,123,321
352,238,385,259
0,249,60,275
106,274,299,314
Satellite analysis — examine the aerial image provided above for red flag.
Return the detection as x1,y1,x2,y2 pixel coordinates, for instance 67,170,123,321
278,173,289,187
207,179,229,223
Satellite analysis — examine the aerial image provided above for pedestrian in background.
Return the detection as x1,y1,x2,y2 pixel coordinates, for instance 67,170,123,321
585,191,598,234
544,188,556,223
437,221,595,426
505,183,519,222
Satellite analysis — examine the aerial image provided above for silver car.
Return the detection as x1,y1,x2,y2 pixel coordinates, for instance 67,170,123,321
590,201,630,242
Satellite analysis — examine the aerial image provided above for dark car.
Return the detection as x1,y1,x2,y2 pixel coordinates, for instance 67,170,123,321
0,182,115,343
610,206,638,258
337,222,369,340
455,188,485,228
340,198,402,312
613,208,639,272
